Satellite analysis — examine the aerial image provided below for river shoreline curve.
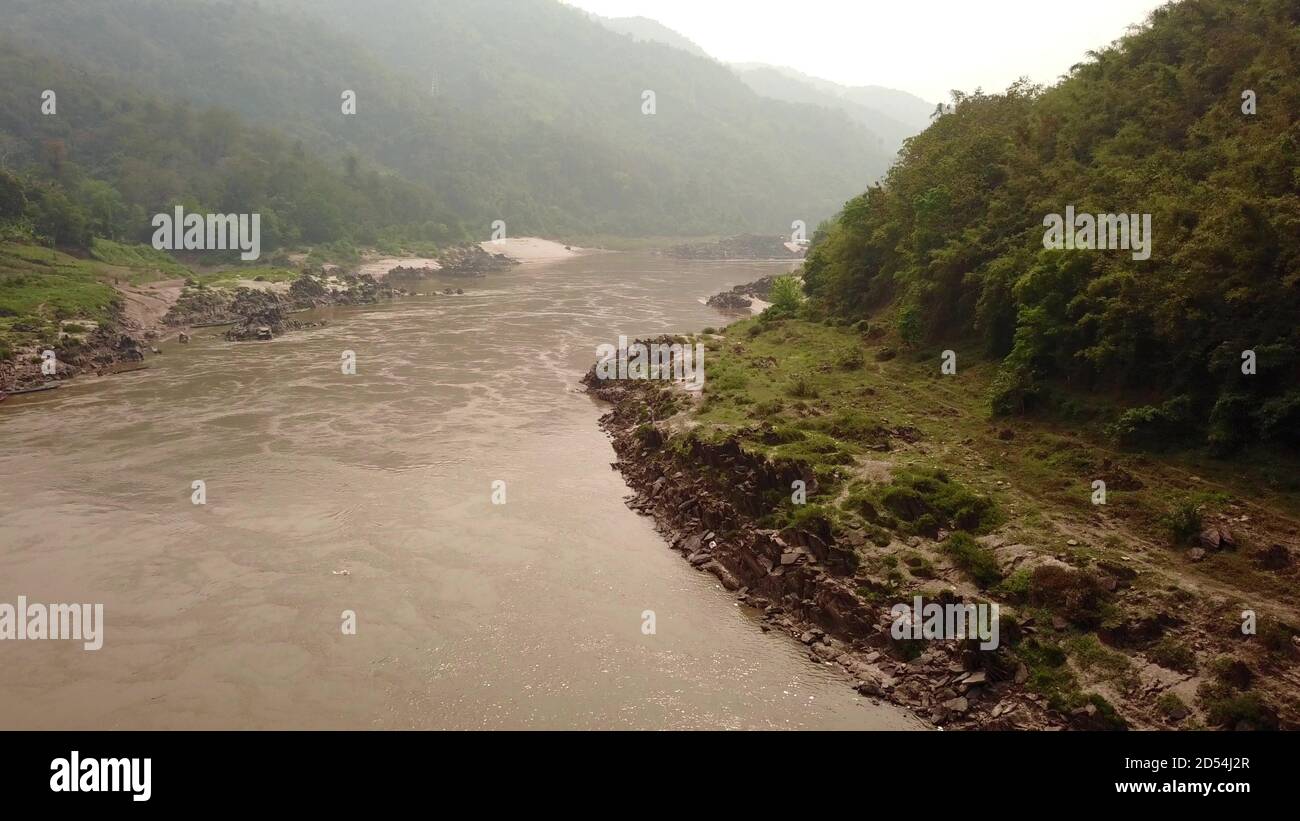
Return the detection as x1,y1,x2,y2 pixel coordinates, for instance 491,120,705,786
582,353,1065,730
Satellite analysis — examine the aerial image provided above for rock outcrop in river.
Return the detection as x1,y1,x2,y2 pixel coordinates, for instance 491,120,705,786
705,274,784,311
222,289,298,342
437,243,519,276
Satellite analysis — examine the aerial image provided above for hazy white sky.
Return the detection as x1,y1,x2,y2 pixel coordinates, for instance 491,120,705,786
565,0,1169,102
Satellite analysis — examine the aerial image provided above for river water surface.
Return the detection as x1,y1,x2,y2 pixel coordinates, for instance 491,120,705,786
0,253,921,730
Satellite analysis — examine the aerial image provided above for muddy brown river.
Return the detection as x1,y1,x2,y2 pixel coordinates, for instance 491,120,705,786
0,253,921,730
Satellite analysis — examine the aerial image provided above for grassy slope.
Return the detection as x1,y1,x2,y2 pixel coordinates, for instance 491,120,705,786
676,311,1300,727
0,243,126,355
0,239,306,358
188,267,299,289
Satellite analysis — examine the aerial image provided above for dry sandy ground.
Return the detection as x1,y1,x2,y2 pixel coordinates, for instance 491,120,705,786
478,237,588,264
356,257,441,278
350,239,588,280
113,279,185,336
233,279,293,293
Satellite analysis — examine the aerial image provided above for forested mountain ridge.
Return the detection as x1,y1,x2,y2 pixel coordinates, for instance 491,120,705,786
596,15,714,60
0,0,897,237
0,44,463,251
803,0,1300,453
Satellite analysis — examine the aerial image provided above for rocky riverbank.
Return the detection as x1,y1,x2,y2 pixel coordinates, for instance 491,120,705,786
582,350,1062,730
1,269,417,391
705,274,783,312
176,271,403,342
0,317,158,393
585,313,1300,732
1,238,571,394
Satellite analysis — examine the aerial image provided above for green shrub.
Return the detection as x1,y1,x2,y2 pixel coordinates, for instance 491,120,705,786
881,486,929,521
1108,396,1195,450
995,568,1032,602
1206,392,1255,453
1149,637,1197,672
912,512,940,537
942,532,1002,588
787,374,818,398
896,304,921,346
1016,638,1074,698
1065,634,1134,683
1198,685,1277,730
878,468,999,533
1256,391,1300,448
785,503,837,541
1156,692,1190,721
989,362,1043,416
1162,500,1202,546
765,276,804,317
761,424,805,444
1258,618,1297,656
1078,693,1129,730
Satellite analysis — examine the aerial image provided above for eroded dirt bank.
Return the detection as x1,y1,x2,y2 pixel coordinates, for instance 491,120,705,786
0,279,185,393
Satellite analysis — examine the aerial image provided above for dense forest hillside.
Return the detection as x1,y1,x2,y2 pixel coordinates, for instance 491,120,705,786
803,0,1300,452
0,46,462,252
0,0,897,237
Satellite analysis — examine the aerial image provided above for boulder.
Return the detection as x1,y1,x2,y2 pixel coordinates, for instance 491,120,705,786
1198,524,1237,552
942,696,970,714
705,291,753,311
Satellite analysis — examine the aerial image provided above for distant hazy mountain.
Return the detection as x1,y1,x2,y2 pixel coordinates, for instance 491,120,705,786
728,65,913,152
733,64,935,146
838,85,936,132
597,15,714,60
589,13,934,155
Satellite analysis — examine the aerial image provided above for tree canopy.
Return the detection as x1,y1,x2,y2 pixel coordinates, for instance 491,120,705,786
803,0,1300,452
